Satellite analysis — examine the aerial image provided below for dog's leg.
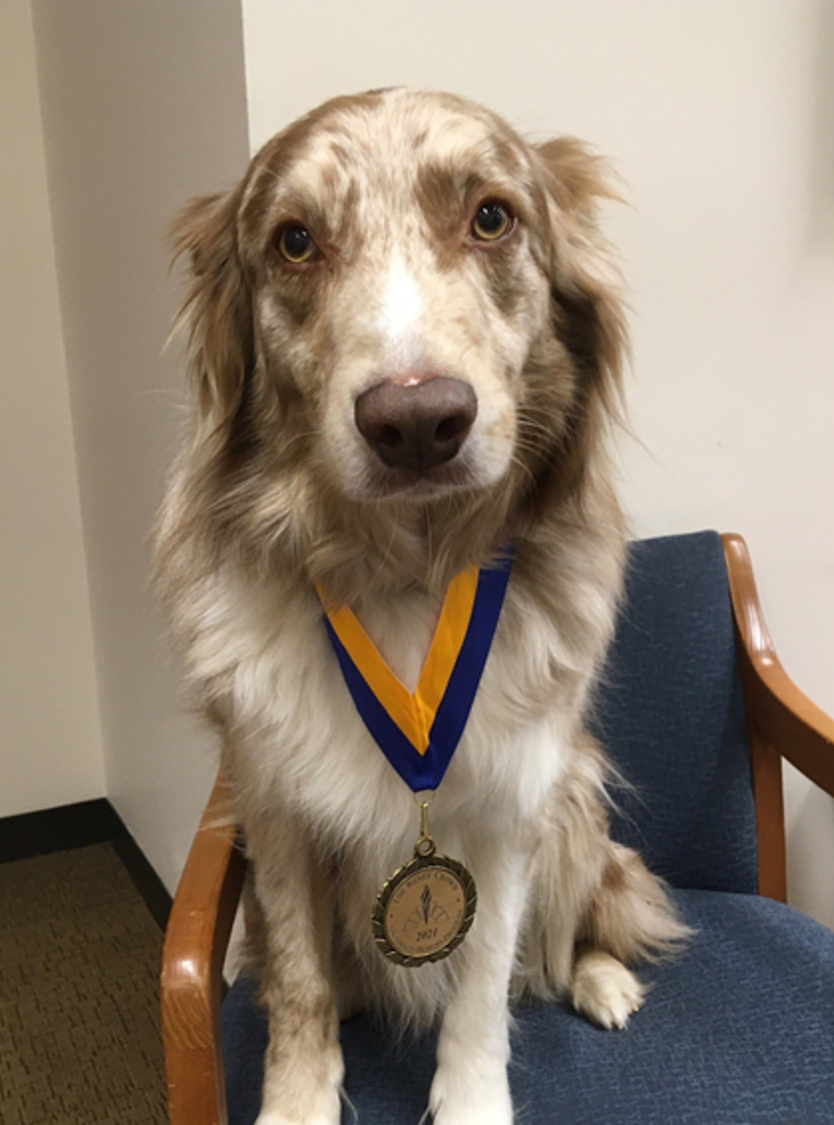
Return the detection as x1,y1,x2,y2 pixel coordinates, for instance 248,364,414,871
567,841,691,1029
244,809,343,1125
514,753,691,1038
429,842,531,1125
519,737,689,1033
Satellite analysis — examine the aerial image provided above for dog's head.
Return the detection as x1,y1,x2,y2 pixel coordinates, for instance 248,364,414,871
171,89,624,575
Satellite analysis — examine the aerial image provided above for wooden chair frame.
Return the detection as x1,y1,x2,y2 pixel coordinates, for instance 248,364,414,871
160,533,834,1125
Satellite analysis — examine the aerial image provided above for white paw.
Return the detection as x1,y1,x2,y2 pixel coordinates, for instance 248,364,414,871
255,1111,339,1125
429,1066,513,1125
257,1039,343,1125
570,950,645,1030
255,1080,341,1125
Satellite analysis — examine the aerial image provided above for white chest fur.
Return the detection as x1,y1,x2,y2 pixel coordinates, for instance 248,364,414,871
194,566,589,877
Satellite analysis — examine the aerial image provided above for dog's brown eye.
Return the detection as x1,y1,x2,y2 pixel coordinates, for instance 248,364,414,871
276,224,317,264
471,202,512,242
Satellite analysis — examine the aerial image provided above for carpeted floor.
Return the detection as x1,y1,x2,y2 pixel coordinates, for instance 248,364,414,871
0,843,167,1125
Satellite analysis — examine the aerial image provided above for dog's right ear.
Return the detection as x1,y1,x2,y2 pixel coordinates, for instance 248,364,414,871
169,187,253,436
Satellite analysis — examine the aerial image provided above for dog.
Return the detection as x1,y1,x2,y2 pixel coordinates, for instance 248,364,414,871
155,88,687,1125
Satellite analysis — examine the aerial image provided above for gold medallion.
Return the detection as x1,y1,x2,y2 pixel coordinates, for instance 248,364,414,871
372,833,477,968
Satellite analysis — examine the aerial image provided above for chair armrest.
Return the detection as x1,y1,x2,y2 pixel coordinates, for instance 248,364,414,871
723,534,834,796
161,770,246,1125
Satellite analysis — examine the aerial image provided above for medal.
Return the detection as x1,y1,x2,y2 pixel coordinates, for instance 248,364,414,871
372,799,477,967
317,551,512,968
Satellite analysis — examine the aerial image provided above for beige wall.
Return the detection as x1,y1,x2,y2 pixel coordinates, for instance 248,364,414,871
0,0,104,816
242,0,834,925
31,0,250,889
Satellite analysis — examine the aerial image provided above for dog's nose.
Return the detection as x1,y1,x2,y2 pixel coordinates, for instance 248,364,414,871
355,377,477,472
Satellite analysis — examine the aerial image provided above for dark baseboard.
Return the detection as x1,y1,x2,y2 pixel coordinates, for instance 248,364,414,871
109,816,172,930
0,798,122,862
0,798,172,930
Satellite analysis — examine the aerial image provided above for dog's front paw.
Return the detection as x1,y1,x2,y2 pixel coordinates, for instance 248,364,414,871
256,1042,343,1125
429,1065,513,1125
255,1105,339,1125
569,950,645,1030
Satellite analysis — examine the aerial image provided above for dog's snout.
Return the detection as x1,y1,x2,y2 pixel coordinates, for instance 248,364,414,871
355,377,477,473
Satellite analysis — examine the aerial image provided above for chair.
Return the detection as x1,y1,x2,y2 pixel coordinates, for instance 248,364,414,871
160,531,834,1125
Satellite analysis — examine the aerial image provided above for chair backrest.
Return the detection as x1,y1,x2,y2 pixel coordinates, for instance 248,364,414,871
591,530,759,894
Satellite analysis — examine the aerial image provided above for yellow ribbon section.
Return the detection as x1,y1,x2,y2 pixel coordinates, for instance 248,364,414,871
319,565,479,754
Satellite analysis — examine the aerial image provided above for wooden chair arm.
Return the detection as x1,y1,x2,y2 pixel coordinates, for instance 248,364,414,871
161,770,246,1125
723,534,834,795
724,533,834,901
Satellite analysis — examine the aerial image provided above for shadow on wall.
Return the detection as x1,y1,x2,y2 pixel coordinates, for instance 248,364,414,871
809,0,834,247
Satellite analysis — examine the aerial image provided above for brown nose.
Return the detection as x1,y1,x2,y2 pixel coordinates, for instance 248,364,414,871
355,377,477,472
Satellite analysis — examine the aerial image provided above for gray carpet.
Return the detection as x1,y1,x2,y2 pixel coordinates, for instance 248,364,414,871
0,843,167,1124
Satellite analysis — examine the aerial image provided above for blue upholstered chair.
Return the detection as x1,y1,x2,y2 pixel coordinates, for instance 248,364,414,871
161,532,834,1125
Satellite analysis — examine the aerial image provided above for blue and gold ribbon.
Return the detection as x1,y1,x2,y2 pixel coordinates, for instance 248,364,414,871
318,554,512,792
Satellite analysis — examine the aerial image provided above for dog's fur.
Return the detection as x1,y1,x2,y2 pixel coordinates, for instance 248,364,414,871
156,89,687,1125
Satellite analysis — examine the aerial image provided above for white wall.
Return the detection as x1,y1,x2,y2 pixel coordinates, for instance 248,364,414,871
31,0,250,890
241,0,834,925
0,0,104,817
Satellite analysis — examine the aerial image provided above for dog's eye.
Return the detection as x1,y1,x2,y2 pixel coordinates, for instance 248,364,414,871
275,224,317,264
471,202,513,242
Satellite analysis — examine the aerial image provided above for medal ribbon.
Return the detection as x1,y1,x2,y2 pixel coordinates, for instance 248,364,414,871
318,553,512,792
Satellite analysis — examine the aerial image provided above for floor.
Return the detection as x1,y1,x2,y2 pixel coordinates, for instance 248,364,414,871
0,843,167,1124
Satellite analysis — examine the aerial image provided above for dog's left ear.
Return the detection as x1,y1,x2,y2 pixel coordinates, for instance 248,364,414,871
534,138,626,401
531,138,627,499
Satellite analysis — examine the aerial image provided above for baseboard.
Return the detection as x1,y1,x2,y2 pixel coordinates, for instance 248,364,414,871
0,798,172,930
0,798,122,862
109,816,172,930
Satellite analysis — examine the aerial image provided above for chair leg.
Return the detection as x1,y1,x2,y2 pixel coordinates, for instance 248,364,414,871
748,724,788,903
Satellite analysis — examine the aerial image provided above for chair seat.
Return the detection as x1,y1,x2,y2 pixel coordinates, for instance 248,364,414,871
222,890,834,1124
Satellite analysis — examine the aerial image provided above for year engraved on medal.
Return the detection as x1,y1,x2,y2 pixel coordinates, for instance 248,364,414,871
372,835,477,967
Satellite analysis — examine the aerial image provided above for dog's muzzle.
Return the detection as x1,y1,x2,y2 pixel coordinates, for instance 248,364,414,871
354,376,477,473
